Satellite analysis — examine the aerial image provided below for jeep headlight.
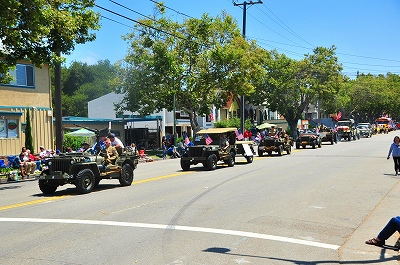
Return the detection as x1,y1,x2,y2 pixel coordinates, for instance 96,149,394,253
48,161,52,166
70,160,74,165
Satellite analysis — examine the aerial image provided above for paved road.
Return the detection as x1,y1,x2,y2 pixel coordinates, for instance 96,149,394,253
0,132,399,264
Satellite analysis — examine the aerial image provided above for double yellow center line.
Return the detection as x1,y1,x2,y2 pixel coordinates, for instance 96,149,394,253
0,172,191,211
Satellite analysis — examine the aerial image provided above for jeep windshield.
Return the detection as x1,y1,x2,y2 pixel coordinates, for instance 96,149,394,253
338,121,350,126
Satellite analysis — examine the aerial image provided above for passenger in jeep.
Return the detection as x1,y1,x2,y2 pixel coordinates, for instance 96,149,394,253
103,138,119,166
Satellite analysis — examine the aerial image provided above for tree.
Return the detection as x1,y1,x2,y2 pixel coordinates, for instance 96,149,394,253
0,0,100,81
25,109,34,153
51,60,117,116
340,73,400,122
253,46,344,138
114,7,266,133
1,0,100,151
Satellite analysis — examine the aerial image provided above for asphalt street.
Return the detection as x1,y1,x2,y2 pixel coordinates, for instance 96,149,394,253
0,132,399,264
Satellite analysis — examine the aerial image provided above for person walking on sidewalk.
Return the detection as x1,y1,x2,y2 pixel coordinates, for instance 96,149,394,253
387,136,400,175
366,216,400,248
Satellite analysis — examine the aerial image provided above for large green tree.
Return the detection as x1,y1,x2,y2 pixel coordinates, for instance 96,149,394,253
1,0,99,151
0,0,99,81
252,46,344,138
51,60,117,116
114,7,266,133
339,73,400,123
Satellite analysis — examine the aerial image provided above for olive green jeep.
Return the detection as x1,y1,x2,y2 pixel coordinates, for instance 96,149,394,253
38,146,138,195
180,128,238,171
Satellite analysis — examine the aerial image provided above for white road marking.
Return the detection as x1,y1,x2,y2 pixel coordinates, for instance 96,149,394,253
0,217,340,250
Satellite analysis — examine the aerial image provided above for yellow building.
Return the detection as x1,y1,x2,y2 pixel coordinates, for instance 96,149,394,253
0,60,54,156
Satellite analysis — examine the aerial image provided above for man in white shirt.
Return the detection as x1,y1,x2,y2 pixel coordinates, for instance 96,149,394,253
107,133,124,155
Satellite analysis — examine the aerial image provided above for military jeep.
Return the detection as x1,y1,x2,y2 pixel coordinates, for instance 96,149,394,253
180,128,238,171
295,130,322,149
337,119,357,141
319,127,337,144
258,135,292,156
38,146,138,195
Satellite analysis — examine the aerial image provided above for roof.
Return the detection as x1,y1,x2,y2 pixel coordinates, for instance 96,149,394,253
197,127,237,134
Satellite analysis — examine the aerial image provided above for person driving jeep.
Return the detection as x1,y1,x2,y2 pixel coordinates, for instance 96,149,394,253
220,134,230,152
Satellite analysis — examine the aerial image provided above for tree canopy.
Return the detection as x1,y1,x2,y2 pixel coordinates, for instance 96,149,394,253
0,0,100,82
252,46,344,137
52,60,117,117
114,7,266,133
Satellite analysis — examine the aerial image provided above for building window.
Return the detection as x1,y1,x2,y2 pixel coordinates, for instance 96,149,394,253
0,119,19,138
6,64,35,88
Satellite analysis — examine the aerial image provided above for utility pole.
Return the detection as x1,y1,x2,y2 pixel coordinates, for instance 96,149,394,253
233,0,262,134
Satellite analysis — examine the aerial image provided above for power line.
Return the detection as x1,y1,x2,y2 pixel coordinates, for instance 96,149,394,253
149,0,193,19
109,0,156,22
95,4,185,40
256,4,314,48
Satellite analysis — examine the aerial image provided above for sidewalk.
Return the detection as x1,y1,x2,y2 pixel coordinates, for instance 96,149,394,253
340,179,400,263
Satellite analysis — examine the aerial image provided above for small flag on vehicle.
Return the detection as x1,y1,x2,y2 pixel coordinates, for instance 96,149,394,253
205,134,213,145
235,129,244,140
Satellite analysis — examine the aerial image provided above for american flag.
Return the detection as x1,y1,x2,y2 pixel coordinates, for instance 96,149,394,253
235,129,244,140
335,111,342,121
184,134,190,146
205,134,213,145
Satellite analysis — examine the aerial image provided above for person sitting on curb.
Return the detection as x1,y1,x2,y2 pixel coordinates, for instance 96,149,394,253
11,153,28,178
366,216,400,248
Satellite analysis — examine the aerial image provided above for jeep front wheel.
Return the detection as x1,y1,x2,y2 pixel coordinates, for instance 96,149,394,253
286,145,291,154
119,164,134,186
180,159,191,171
258,148,263,157
76,169,95,194
207,154,217,170
277,145,283,156
39,180,57,194
227,152,235,167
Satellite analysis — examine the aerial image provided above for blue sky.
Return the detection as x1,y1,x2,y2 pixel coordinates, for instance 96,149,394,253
65,0,400,79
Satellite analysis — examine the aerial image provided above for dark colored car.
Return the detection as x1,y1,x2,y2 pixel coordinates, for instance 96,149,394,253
295,130,322,149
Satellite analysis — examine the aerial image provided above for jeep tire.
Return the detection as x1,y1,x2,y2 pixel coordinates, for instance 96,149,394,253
246,156,253,163
207,154,217,170
277,145,283,156
119,164,134,186
39,180,57,194
286,145,291,154
258,148,263,157
76,169,95,194
181,159,191,171
227,152,235,167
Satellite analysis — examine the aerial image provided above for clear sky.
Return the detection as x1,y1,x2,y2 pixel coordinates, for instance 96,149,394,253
65,0,400,79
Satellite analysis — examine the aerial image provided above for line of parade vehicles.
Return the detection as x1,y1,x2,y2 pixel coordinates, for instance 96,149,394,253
37,117,393,195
